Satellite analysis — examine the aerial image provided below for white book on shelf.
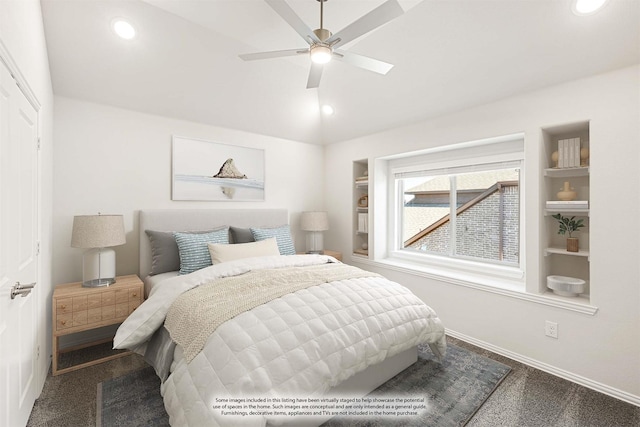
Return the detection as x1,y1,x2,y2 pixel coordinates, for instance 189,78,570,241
358,213,368,233
546,200,588,209
568,138,575,167
563,139,570,168
574,138,581,167
546,200,588,205
557,139,564,168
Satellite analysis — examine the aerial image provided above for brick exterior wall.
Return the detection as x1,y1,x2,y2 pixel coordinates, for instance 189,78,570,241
408,185,519,263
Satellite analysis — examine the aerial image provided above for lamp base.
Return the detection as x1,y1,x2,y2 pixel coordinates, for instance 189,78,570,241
306,231,324,254
82,278,115,288
82,247,117,288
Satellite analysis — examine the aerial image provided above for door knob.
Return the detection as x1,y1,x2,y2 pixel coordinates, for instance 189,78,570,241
11,281,36,300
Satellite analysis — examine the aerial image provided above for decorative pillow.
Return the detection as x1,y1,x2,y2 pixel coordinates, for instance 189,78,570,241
208,238,280,264
174,228,229,275
250,225,295,255
145,230,181,275
146,228,228,275
229,227,255,244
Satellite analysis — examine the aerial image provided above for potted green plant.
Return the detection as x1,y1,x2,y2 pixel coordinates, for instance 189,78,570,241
551,213,585,252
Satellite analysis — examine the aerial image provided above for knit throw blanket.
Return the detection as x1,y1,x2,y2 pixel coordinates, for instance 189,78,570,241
164,263,381,362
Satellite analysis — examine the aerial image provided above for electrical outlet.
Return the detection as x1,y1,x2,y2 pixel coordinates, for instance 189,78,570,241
545,321,558,339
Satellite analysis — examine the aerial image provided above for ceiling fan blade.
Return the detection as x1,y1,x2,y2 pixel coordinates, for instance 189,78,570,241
326,0,404,48
306,63,323,89
265,0,320,45
333,50,394,75
239,48,307,61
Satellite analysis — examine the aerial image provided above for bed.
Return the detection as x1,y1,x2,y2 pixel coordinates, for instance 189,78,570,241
114,209,446,427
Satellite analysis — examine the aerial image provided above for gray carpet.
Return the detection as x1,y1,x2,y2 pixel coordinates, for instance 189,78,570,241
97,343,510,427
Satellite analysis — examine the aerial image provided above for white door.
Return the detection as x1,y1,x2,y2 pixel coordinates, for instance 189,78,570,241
0,58,40,427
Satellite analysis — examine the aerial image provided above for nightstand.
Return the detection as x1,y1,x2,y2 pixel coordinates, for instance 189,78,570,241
322,250,342,261
298,250,343,261
52,274,143,375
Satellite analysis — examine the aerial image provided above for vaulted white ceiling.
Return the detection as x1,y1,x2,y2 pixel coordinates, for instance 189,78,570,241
41,0,639,144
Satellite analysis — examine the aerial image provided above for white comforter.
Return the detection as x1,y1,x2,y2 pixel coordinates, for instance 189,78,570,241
114,255,446,427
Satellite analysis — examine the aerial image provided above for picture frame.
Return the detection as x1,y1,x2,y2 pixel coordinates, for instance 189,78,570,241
172,135,265,201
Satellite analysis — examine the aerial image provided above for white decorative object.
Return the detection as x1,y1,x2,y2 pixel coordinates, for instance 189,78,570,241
300,211,329,254
547,275,586,297
71,214,126,287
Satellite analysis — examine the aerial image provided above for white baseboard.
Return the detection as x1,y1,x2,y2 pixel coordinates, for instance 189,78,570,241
446,329,640,408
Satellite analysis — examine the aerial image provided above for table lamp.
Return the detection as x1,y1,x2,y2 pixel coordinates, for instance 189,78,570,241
300,211,329,254
71,214,126,287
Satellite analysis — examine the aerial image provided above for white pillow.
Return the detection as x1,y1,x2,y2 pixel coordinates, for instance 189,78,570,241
208,238,280,264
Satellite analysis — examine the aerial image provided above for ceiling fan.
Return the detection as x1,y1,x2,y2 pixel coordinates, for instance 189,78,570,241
239,0,404,89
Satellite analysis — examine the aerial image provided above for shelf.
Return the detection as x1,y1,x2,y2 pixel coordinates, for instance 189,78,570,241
545,247,590,259
357,207,368,211
544,167,589,178
544,209,589,216
356,231,368,235
355,181,368,188
353,249,369,257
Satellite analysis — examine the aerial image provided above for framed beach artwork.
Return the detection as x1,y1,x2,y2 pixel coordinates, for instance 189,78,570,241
172,136,265,201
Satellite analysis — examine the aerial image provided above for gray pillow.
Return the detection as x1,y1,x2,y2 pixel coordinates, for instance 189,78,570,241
145,228,228,275
229,227,255,244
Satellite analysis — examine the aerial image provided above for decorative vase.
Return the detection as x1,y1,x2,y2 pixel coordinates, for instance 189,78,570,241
566,237,579,253
551,151,559,168
557,181,577,201
580,147,589,166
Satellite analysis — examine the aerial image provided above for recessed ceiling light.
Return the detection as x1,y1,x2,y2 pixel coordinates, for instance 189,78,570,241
572,0,609,15
321,105,335,116
112,19,136,40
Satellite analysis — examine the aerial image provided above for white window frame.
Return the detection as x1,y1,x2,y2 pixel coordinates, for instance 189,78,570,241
385,134,526,284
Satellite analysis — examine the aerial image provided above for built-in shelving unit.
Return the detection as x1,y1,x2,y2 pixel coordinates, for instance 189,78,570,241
353,160,369,257
541,122,590,299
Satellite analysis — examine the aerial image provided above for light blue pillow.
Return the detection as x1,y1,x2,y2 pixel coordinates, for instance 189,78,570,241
250,225,295,255
174,228,229,275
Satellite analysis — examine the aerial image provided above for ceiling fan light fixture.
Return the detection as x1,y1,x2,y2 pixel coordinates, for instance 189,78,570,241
310,45,332,64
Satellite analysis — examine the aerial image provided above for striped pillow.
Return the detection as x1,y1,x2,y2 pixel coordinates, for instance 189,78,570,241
174,228,229,275
250,225,296,255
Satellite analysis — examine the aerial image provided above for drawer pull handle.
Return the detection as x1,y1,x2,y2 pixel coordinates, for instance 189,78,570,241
132,293,137,297
60,320,66,326
61,304,66,310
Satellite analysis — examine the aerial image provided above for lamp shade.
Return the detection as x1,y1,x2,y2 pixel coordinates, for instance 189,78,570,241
300,211,329,232
71,215,126,248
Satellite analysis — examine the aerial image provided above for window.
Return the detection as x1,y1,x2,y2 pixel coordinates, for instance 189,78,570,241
399,166,520,265
385,134,524,277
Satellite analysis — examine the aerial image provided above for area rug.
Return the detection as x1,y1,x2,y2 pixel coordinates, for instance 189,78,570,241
97,343,510,427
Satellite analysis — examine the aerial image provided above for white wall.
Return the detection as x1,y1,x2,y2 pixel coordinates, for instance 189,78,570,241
0,0,55,394
325,66,640,404
53,97,325,285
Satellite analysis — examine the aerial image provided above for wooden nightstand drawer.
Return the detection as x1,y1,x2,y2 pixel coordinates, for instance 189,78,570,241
129,288,141,302
52,274,144,375
56,315,72,330
101,304,115,320
73,296,88,312
72,309,87,327
102,290,115,306
115,302,129,318
57,298,72,314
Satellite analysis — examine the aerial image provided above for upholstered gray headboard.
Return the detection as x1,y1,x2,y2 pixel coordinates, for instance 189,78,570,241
138,209,289,279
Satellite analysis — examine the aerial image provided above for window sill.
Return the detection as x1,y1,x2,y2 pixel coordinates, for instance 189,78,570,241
351,256,598,316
